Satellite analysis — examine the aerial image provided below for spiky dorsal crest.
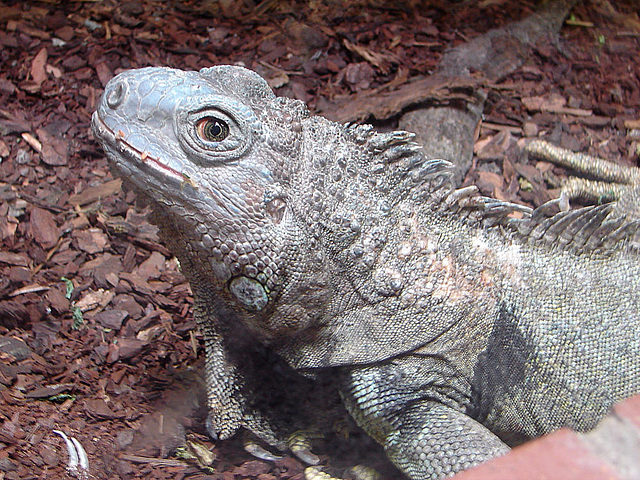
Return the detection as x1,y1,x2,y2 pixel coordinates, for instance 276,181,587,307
457,191,639,255
355,124,639,255
515,199,639,254
346,123,455,204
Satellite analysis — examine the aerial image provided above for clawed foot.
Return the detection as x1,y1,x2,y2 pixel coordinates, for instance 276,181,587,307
287,429,322,464
241,428,321,464
242,432,283,461
243,429,381,480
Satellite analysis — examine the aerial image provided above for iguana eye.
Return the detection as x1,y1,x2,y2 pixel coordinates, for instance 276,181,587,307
176,95,256,163
197,117,229,142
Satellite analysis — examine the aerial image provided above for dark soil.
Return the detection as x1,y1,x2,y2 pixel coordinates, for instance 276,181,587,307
0,1,638,479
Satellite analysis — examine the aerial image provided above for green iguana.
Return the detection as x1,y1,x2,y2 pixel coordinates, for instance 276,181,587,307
92,65,640,480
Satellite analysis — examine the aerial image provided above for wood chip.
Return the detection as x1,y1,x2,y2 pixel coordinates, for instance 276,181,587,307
20,132,41,153
36,128,69,166
9,284,50,297
29,207,60,249
68,178,122,206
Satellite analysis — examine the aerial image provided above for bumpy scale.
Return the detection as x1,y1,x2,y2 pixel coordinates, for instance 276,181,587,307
93,66,640,480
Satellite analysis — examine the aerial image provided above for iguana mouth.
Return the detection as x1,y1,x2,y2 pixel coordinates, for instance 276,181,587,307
91,111,191,186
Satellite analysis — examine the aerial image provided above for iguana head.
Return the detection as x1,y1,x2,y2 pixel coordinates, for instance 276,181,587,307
93,66,324,339
92,65,464,365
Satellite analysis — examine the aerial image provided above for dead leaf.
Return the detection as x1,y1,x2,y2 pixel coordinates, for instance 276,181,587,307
75,288,114,312
30,47,48,86
36,128,69,166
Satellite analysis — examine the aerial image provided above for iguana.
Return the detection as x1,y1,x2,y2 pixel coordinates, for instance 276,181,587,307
92,65,640,480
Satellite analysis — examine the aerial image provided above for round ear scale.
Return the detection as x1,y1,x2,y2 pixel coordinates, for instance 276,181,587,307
199,65,276,109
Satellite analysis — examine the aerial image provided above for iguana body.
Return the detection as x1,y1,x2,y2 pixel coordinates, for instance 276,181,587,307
92,66,640,479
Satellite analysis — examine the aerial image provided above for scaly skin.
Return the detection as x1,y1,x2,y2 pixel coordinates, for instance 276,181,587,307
93,66,640,479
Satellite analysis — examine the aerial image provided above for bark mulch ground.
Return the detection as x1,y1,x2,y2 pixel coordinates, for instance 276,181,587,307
0,1,638,479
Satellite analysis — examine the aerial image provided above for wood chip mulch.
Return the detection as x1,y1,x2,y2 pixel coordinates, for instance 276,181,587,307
0,1,638,479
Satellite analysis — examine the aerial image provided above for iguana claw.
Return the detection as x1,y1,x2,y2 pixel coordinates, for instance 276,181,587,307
242,434,283,461
53,430,89,479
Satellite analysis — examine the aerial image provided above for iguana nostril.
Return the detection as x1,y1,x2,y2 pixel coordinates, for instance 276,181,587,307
106,81,127,109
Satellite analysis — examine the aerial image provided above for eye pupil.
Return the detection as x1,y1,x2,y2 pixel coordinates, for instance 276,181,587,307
197,118,229,142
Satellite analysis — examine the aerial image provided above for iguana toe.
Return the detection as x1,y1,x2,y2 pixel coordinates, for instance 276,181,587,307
288,430,321,465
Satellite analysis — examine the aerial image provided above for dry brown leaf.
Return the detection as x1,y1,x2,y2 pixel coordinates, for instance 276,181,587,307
36,128,69,166
68,178,122,206
75,288,115,312
30,47,47,86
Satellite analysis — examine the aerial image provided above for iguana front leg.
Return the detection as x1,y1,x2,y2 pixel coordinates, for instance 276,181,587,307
340,362,509,480
193,297,287,449
199,321,245,441
156,226,285,447
201,318,326,462
382,403,508,479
